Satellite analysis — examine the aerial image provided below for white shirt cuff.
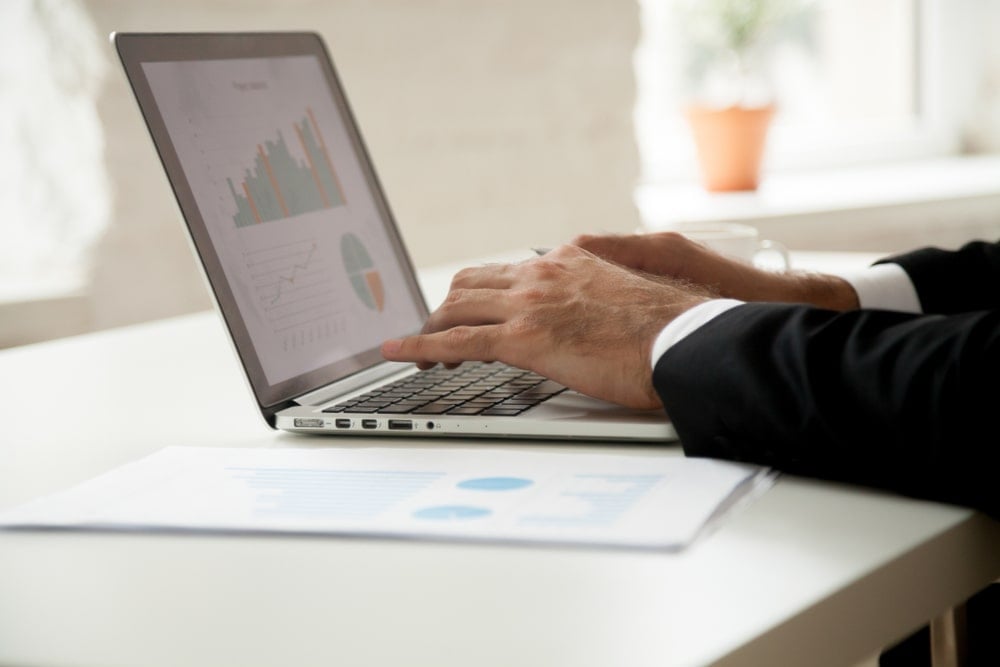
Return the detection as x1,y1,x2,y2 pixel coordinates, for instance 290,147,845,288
836,263,922,313
650,263,923,370
650,299,744,370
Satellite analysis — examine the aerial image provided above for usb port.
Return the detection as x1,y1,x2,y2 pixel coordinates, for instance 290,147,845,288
335,419,351,429
388,419,413,431
362,419,378,430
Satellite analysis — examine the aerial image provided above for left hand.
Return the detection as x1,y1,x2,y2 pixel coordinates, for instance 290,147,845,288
381,244,711,409
574,232,860,310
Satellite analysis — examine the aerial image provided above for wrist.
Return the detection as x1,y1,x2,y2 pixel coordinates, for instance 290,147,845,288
798,273,860,310
765,272,860,310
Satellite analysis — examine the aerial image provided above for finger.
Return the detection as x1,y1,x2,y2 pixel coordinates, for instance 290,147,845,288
413,361,471,372
572,233,644,265
416,361,436,370
449,263,519,290
382,325,504,366
421,288,513,334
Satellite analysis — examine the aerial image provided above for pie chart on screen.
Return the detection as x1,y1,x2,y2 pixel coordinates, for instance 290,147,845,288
341,232,385,312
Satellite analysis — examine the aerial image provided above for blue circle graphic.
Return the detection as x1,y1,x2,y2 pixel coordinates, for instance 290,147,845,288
457,477,534,491
413,505,492,520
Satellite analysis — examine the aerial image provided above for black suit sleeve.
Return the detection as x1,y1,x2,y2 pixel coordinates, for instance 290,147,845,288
654,259,1000,516
880,240,1000,313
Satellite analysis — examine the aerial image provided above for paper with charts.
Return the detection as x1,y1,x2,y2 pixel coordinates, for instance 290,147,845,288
0,447,774,550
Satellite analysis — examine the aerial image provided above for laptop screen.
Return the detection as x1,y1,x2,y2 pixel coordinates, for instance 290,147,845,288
115,33,427,411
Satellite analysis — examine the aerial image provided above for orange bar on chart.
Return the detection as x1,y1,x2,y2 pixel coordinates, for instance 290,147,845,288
258,144,290,217
294,121,331,207
364,270,385,312
242,182,263,224
307,107,347,205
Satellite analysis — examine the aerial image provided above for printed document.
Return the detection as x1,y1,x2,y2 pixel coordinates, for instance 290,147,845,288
0,446,773,550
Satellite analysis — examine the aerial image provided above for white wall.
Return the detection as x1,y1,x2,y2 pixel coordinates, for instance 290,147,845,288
8,0,1000,347
83,0,642,331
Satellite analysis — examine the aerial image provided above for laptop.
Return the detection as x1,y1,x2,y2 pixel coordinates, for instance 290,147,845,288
112,31,676,442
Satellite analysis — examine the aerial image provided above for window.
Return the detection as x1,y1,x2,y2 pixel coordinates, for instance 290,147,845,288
633,0,979,185
0,0,110,301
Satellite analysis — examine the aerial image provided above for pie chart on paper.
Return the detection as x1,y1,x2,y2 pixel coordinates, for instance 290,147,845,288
341,233,385,312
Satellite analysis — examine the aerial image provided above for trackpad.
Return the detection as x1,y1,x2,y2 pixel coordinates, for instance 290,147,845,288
527,391,667,423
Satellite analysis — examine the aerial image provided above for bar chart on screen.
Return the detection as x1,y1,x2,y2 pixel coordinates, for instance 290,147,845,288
227,107,347,227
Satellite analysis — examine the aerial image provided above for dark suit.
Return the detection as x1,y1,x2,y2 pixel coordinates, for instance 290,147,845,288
653,240,1000,517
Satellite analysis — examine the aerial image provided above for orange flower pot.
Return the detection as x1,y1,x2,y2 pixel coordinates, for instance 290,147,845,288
685,104,775,192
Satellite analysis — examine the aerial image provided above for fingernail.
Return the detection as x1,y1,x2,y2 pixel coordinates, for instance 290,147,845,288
382,339,401,356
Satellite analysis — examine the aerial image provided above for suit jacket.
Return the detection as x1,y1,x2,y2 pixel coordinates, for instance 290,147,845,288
654,241,1000,517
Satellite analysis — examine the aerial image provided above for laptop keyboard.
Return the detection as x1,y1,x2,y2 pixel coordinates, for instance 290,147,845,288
322,363,566,416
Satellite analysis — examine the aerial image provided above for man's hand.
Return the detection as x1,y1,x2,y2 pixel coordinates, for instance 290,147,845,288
573,232,860,311
381,245,711,409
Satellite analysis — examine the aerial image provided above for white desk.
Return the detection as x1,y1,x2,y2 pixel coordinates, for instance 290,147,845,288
2,253,999,667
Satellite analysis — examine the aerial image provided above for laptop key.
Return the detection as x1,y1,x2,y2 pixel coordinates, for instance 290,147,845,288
521,379,566,396
446,407,487,415
381,404,424,413
496,401,537,409
411,403,455,415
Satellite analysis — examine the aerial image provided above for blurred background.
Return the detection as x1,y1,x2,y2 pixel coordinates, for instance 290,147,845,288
2,0,999,348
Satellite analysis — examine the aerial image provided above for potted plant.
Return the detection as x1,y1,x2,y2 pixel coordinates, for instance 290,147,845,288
678,0,804,192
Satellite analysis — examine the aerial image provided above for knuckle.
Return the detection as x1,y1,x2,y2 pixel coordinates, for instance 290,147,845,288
406,335,428,355
530,256,566,280
444,325,494,358
660,230,689,246
450,267,477,289
443,288,468,306
506,315,536,338
548,243,578,258
558,243,593,263
444,325,474,347
519,286,548,305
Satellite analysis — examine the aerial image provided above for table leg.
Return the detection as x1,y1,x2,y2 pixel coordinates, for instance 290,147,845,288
930,603,967,667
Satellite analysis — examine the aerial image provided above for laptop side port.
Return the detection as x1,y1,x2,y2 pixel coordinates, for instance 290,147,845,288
362,419,378,430
388,419,413,431
335,419,351,429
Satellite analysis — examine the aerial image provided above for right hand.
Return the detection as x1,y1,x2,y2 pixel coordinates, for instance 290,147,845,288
573,232,860,311
382,244,711,409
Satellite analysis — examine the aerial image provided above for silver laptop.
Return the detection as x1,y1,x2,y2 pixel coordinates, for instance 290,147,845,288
113,31,675,442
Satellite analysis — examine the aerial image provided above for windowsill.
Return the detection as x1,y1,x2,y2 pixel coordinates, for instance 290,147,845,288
0,272,90,349
635,154,1000,230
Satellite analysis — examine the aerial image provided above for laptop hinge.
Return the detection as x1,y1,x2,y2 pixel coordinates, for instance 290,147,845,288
293,361,414,407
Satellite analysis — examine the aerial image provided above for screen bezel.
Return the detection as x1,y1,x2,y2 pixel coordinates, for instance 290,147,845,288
112,32,429,424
